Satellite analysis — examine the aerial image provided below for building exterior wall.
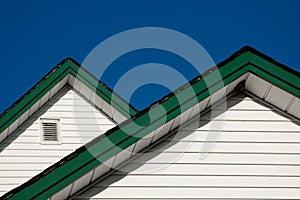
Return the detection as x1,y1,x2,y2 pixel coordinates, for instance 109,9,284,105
0,87,115,196
74,93,300,199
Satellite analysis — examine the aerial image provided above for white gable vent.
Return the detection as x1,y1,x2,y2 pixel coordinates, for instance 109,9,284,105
40,118,61,144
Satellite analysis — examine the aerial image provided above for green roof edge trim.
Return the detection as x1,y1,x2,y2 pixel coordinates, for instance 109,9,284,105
0,58,138,134
2,46,300,200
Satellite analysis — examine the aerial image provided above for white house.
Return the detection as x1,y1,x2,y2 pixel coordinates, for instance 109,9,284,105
1,46,300,199
0,58,137,197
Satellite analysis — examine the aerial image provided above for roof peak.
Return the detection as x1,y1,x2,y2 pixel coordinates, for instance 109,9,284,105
2,46,300,199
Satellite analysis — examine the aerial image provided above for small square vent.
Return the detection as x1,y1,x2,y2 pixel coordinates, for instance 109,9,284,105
40,118,61,144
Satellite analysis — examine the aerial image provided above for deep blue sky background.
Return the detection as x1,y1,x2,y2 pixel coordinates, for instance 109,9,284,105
0,0,299,113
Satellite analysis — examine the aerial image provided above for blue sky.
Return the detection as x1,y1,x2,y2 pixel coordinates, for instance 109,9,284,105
0,0,299,112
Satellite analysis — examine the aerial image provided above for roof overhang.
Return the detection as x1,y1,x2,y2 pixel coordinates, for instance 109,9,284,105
0,58,138,144
2,46,300,199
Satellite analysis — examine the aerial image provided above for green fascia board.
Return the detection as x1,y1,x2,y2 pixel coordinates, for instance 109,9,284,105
67,59,137,117
247,52,300,98
3,46,300,200
0,58,138,135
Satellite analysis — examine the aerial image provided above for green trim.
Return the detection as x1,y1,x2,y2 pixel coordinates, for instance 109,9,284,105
3,47,300,200
247,52,300,98
0,59,138,135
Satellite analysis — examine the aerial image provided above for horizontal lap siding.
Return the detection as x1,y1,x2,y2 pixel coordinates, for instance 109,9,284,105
75,93,300,200
0,88,115,195
76,188,300,199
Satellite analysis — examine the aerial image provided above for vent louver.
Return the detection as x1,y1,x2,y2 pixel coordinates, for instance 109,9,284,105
42,122,58,141
40,118,61,144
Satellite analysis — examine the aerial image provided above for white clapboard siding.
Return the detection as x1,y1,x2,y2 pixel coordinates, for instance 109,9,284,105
118,163,300,176
150,142,300,153
98,175,300,187
164,131,300,142
76,188,300,199
0,87,115,195
74,93,300,200
131,152,300,164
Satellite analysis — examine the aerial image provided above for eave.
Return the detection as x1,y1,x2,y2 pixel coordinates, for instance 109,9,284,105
0,58,138,143
2,46,300,200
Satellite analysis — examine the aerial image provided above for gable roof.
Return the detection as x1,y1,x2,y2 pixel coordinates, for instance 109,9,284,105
2,46,300,199
0,58,138,143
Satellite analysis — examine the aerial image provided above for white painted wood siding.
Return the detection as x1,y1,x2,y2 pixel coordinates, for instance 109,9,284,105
74,93,300,200
0,87,115,196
